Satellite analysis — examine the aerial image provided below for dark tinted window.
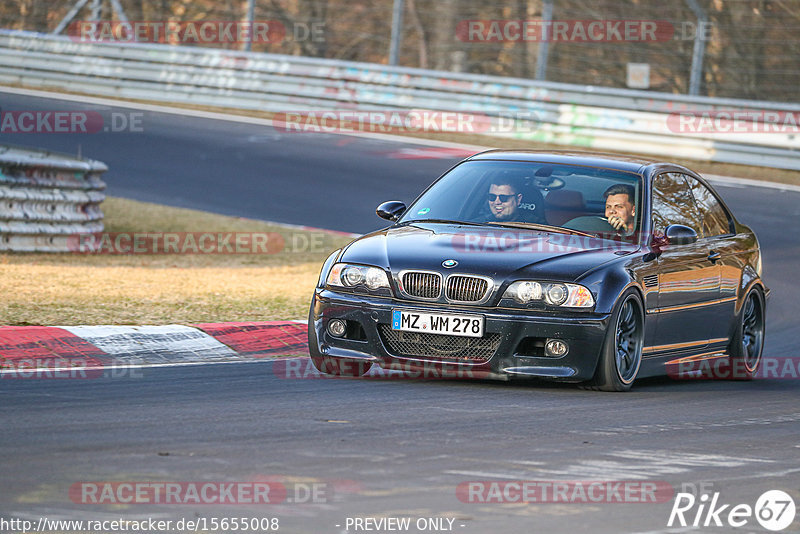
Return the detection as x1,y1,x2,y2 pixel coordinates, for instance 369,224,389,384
651,173,703,237
685,176,733,237
398,160,641,235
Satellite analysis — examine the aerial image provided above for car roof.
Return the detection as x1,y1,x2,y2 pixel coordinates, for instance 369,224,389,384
466,150,662,174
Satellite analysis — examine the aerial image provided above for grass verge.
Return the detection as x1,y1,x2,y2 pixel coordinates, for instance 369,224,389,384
0,197,352,325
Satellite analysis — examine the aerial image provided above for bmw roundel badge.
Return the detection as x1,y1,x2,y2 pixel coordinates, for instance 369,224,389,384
442,259,458,268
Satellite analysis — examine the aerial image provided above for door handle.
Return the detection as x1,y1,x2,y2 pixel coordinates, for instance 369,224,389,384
708,250,721,263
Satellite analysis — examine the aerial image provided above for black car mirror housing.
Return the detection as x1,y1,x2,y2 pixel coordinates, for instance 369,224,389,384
665,224,699,245
376,201,407,221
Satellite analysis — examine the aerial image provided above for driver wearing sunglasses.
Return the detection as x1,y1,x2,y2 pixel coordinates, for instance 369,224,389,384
487,181,523,221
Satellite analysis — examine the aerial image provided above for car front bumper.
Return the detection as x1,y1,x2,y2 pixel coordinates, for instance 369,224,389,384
310,289,612,382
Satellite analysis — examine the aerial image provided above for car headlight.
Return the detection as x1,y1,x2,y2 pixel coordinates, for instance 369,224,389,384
503,281,594,308
327,263,391,292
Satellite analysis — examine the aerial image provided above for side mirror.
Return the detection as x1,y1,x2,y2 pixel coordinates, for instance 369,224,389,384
376,201,406,221
665,224,698,245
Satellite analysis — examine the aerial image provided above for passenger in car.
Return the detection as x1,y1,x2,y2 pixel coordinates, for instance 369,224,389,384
604,184,636,235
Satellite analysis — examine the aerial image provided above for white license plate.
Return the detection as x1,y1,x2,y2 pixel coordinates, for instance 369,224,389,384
391,310,484,338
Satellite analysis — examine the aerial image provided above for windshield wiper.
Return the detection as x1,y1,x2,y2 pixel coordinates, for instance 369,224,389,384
486,221,595,237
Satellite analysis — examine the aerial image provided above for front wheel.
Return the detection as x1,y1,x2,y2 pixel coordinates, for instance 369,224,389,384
583,289,644,392
726,288,765,380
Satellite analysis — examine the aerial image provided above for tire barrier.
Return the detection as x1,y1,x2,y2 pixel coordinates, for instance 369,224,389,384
1,30,799,169
0,144,107,252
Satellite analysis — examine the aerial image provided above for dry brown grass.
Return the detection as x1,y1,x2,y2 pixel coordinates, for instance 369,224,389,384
0,197,352,325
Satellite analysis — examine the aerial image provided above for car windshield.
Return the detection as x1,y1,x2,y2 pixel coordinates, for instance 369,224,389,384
398,160,642,238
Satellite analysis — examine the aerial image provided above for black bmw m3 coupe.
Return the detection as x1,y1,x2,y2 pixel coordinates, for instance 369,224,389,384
308,151,767,391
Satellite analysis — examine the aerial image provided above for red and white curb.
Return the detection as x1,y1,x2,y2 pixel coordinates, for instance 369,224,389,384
0,321,309,376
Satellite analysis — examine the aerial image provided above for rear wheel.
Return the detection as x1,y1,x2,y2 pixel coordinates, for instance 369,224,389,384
727,288,765,380
307,300,372,377
583,289,644,392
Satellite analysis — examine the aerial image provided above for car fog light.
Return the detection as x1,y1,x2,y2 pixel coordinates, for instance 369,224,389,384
545,339,569,357
327,319,347,337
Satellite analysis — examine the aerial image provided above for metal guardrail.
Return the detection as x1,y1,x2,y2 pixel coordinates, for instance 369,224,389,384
0,30,798,170
0,143,106,252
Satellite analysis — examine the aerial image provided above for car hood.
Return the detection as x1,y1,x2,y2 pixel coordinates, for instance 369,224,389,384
339,222,637,282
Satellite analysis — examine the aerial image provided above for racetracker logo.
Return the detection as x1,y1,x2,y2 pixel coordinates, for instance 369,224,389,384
0,111,143,134
273,358,491,380
667,110,800,134
456,19,676,42
449,231,639,254
272,110,540,135
456,480,674,503
68,232,285,254
67,20,286,44
69,481,335,505
667,356,800,380
0,358,142,379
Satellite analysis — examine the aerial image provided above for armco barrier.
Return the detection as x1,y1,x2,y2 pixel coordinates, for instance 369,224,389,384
0,144,106,252
0,30,799,169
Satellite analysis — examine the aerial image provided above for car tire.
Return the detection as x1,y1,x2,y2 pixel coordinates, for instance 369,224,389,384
582,289,644,392
307,300,372,377
726,287,765,380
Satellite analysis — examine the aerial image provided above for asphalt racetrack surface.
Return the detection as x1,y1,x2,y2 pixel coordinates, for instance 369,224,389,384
1,90,799,533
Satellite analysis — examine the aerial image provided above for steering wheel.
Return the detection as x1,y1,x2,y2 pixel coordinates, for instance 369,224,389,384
562,215,616,234
531,165,565,191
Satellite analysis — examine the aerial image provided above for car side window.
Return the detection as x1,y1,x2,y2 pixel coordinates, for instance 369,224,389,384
651,173,704,238
684,175,733,237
